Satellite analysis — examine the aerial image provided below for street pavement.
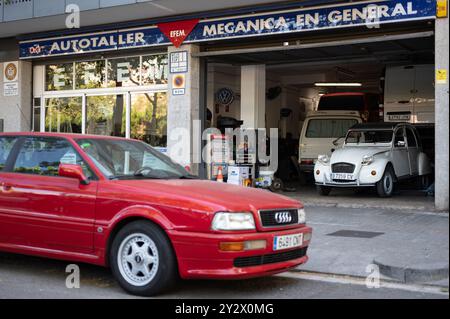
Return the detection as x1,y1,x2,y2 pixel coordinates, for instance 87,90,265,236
296,206,449,286
0,206,448,299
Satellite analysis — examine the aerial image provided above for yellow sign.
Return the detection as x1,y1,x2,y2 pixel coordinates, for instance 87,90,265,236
436,69,447,84
437,0,448,18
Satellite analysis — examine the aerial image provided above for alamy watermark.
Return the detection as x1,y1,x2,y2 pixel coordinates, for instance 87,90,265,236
66,264,80,289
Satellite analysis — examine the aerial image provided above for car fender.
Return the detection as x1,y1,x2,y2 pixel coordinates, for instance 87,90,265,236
359,158,390,183
418,152,432,176
108,205,175,233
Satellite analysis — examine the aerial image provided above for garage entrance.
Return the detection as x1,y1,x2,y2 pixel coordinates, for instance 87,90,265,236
198,23,436,207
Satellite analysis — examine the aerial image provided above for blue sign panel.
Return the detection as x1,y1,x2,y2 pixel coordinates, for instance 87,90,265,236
20,0,435,59
186,0,436,43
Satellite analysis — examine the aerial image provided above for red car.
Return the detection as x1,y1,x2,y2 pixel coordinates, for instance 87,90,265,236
0,133,312,296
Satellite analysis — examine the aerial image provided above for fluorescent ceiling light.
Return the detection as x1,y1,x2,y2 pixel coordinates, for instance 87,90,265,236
314,82,362,87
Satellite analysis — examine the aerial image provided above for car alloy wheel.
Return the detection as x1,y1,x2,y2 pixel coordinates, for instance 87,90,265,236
110,221,177,296
117,233,159,287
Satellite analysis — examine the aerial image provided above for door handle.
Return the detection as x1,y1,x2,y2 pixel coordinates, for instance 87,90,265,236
0,182,12,191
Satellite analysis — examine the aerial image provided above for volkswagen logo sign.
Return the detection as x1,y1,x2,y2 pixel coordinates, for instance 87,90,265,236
216,87,235,106
275,212,292,224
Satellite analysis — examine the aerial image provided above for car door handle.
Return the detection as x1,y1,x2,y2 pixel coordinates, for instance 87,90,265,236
0,182,12,191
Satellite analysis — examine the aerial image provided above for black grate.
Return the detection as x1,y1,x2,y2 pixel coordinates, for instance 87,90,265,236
332,163,355,173
234,247,307,268
259,209,298,227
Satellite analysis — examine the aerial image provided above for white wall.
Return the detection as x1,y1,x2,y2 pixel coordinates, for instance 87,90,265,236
0,60,32,132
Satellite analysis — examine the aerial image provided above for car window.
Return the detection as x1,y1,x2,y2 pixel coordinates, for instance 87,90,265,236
406,128,417,147
345,130,393,144
306,119,358,138
13,137,93,178
394,128,405,147
0,137,19,172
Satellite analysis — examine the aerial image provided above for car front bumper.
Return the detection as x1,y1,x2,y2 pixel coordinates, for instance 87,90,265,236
167,226,312,279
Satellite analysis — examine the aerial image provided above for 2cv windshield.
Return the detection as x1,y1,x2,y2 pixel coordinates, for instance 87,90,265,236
345,130,393,145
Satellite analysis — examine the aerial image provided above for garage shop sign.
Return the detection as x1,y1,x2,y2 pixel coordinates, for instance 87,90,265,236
19,0,436,59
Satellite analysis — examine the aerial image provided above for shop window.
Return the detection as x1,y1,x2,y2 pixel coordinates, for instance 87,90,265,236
45,97,82,134
45,63,74,91
107,56,141,87
130,92,167,147
141,54,168,85
33,107,41,132
86,95,125,137
75,60,106,89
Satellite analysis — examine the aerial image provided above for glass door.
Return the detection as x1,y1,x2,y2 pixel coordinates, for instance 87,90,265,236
130,92,168,147
86,94,126,137
44,96,83,133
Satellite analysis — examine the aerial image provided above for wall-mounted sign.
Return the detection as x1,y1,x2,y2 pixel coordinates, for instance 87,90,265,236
3,61,19,82
216,88,235,106
19,0,436,59
4,82,19,96
158,19,199,48
172,74,186,95
436,69,447,84
170,51,188,73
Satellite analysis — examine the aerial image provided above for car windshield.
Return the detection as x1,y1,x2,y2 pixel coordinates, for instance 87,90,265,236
345,130,393,145
76,138,192,180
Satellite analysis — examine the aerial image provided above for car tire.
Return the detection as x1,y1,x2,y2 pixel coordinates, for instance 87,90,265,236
317,185,332,196
376,166,395,197
110,220,177,296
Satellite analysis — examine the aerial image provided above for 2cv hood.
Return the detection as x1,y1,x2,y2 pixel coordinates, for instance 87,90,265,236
330,146,390,164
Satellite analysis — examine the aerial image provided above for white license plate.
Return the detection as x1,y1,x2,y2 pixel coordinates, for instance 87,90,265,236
273,233,303,251
332,173,354,180
388,114,410,121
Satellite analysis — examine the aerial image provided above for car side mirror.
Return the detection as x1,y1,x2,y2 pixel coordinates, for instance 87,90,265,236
59,164,90,185
332,136,344,146
395,140,406,148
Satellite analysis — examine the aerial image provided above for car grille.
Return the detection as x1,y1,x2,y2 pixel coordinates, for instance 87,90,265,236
259,209,298,227
234,247,308,268
332,162,355,173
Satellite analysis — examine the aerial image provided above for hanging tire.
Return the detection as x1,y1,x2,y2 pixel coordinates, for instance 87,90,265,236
269,178,284,192
110,220,177,296
376,166,395,197
317,185,332,196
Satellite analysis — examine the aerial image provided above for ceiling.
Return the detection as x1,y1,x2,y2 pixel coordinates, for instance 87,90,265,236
0,0,314,39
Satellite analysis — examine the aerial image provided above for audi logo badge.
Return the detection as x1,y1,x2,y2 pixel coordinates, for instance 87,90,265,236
275,212,292,224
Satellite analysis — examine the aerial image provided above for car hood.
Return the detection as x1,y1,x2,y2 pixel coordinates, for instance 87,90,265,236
331,146,390,164
113,179,302,212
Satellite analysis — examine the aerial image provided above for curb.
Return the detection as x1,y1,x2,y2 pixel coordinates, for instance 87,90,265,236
301,202,449,215
373,258,449,284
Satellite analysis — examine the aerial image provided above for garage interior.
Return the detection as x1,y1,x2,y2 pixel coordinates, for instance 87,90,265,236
198,21,436,201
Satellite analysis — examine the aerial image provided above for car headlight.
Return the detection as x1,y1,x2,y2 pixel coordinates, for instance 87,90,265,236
298,208,306,224
361,155,374,165
317,154,330,165
212,212,256,231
